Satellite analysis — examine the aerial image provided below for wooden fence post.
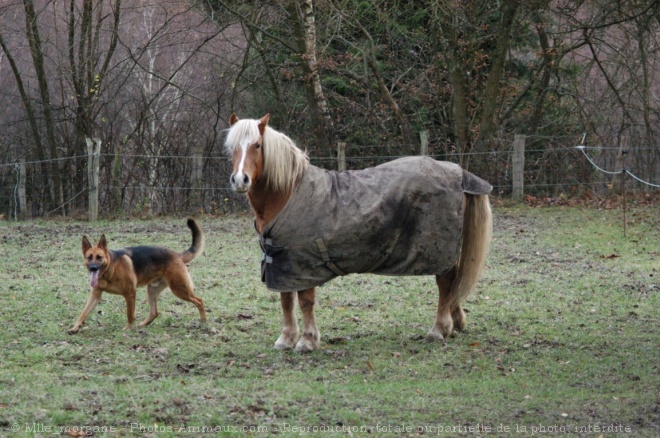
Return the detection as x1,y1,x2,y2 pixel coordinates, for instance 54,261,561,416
337,142,347,171
111,144,122,212
512,134,526,201
419,130,429,156
18,159,27,218
86,138,101,221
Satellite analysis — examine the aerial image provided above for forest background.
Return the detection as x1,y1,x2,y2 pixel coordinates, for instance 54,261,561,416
0,0,659,218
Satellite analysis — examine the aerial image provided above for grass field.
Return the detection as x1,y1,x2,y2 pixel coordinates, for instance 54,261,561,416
0,204,658,437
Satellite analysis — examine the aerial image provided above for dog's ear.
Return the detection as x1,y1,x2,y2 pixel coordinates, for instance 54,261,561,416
82,236,92,254
98,234,108,250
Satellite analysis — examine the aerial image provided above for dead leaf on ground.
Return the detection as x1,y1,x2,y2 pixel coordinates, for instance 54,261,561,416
172,397,185,406
176,363,196,373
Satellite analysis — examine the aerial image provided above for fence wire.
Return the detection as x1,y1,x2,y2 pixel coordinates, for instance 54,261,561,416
0,145,657,220
576,146,660,188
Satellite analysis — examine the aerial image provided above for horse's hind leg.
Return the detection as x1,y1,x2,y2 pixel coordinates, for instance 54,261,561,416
295,288,321,353
274,292,299,349
425,268,457,343
452,303,466,331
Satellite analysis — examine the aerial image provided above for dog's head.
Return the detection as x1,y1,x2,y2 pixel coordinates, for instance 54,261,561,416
82,235,109,288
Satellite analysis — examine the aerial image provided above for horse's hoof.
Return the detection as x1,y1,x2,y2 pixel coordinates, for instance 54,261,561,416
294,341,316,353
423,331,446,343
274,333,298,350
294,333,320,353
274,340,294,350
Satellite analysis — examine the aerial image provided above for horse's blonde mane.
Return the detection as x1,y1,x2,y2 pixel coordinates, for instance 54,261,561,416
225,118,309,193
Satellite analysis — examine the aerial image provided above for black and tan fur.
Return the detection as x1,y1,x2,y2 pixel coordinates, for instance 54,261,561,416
68,219,206,334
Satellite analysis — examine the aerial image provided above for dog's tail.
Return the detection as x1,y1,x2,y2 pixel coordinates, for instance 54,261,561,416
181,218,204,264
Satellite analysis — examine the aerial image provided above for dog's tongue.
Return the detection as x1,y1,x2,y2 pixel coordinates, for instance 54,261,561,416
90,270,99,288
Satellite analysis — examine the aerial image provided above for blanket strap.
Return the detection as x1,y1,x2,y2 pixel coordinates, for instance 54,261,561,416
366,228,402,273
259,237,273,263
315,237,348,276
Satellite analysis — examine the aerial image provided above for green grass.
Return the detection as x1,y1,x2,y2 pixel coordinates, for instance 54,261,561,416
0,205,658,436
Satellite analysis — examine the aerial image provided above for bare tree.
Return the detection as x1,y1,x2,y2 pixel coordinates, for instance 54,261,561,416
197,0,338,154
0,0,233,216
287,0,336,153
328,0,415,148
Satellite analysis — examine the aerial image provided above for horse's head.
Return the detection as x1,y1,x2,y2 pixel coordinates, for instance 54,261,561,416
225,113,309,197
226,113,270,193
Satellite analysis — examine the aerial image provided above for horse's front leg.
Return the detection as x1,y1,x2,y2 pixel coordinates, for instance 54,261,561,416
295,288,321,353
274,292,299,349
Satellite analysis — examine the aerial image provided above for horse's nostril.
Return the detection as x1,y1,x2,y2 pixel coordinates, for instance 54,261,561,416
230,174,236,184
243,174,250,184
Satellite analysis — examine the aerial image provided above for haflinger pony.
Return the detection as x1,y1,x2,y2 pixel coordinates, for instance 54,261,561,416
225,114,493,353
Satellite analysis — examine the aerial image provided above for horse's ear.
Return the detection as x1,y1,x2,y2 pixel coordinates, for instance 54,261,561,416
258,114,270,135
229,113,239,126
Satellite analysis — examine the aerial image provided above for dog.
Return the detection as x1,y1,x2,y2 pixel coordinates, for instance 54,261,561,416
68,218,206,334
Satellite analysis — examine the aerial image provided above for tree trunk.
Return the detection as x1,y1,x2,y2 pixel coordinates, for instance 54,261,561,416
476,0,520,147
436,9,470,165
288,0,335,154
0,33,53,209
528,14,555,135
24,0,64,211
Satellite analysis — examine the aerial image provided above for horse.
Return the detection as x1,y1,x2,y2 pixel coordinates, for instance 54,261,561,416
225,113,493,353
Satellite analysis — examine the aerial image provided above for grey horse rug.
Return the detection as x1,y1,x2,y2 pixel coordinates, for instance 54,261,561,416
259,156,492,292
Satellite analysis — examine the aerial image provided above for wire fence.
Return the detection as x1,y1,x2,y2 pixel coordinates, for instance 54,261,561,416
0,142,658,221
575,146,660,188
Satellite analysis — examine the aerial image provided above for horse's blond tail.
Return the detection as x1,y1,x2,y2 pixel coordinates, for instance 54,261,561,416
447,194,492,309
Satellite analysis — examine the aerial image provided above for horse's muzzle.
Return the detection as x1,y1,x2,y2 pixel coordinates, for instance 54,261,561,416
230,173,250,193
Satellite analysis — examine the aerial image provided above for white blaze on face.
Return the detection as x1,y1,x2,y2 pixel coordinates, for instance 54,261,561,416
235,139,250,181
231,137,254,192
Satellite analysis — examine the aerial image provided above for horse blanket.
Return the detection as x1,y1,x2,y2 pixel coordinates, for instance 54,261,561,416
259,156,492,292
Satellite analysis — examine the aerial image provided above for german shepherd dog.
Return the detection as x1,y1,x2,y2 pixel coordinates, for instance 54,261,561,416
68,219,207,334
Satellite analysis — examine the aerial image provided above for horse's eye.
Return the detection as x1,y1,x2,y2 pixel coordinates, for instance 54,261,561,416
255,143,261,150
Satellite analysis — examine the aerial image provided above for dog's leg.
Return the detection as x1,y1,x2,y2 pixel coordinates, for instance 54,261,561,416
123,288,137,330
68,289,102,334
167,271,206,322
275,292,299,349
295,288,320,353
139,279,167,327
